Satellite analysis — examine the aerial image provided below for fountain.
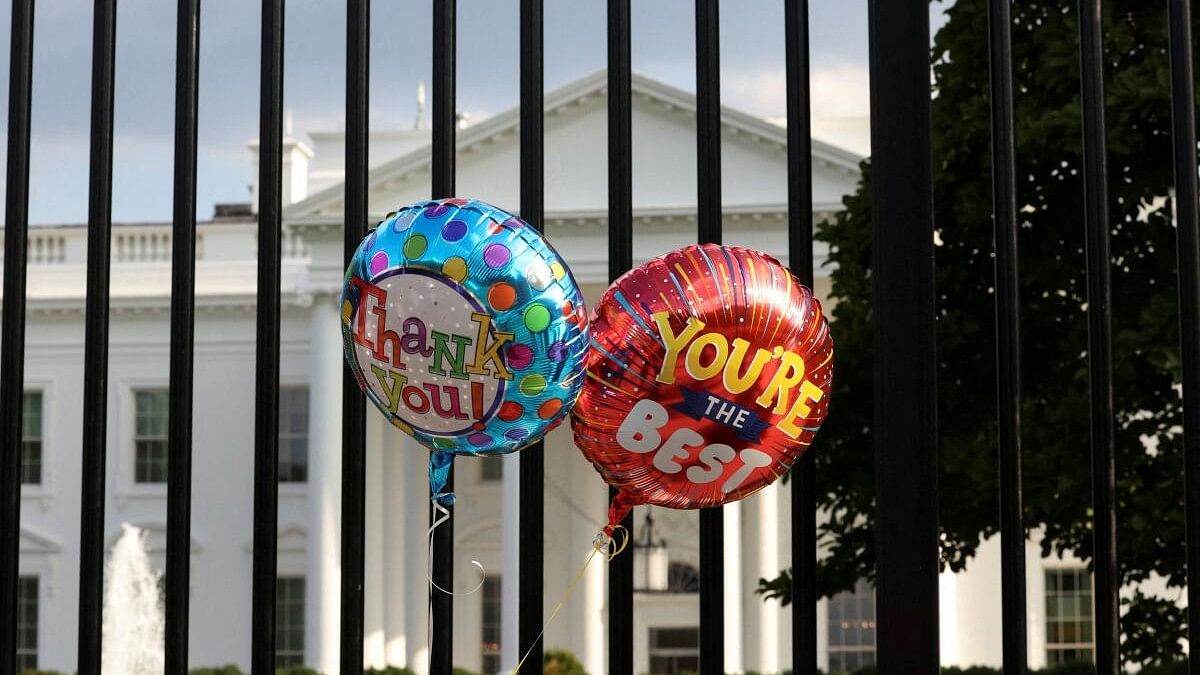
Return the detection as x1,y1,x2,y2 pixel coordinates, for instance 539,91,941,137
102,523,165,674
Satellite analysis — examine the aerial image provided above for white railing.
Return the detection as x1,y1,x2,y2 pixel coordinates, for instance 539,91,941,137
0,220,311,267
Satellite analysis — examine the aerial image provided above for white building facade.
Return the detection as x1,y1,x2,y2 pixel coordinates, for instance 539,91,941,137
11,72,1173,674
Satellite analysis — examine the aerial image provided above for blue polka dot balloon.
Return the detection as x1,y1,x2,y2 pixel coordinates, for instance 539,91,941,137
340,198,588,503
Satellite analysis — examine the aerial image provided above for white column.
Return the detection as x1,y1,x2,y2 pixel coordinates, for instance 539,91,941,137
500,452,521,672
364,413,386,667
756,484,781,673
581,460,607,675
383,426,409,665
723,502,744,673
403,436,431,674
307,294,343,674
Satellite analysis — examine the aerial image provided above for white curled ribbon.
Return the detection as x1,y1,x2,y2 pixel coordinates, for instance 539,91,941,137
425,500,486,596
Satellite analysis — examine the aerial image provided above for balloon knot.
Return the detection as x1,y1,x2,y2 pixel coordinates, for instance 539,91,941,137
432,492,456,507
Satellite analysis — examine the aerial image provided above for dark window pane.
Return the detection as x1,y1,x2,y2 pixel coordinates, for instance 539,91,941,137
480,454,503,482
827,577,876,672
17,576,37,670
134,391,169,483
1044,569,1095,664
21,392,42,485
279,387,309,483
481,575,502,670
276,576,305,665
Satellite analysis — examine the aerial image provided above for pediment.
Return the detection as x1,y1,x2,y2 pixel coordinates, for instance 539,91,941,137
19,526,62,555
241,523,307,554
107,522,203,555
283,71,862,222
456,519,503,546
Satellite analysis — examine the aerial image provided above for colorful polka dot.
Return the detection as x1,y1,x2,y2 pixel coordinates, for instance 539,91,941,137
424,203,451,218
442,256,468,283
393,211,418,232
342,300,354,323
364,230,378,250
483,243,511,268
526,261,553,290
562,300,574,317
520,374,547,396
404,234,427,259
468,433,492,447
488,282,517,311
498,401,524,422
506,344,533,370
369,251,390,275
523,304,551,332
548,340,567,362
433,437,456,449
505,428,529,442
538,399,562,419
550,261,566,281
442,219,468,242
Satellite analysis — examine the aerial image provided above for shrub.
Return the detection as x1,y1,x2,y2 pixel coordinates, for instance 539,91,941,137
276,668,322,675
190,667,245,675
544,648,588,675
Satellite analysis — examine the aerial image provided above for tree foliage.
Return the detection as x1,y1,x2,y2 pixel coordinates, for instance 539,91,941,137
759,0,1196,664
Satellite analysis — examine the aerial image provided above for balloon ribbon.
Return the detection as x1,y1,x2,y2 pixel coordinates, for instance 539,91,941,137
508,525,630,674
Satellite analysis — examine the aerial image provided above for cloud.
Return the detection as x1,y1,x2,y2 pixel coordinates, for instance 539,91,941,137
721,64,870,120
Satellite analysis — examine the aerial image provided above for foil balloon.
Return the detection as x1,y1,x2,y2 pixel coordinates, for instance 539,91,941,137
341,198,588,504
572,244,833,531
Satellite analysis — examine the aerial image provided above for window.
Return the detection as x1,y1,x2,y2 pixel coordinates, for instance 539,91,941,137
647,627,698,675
667,562,699,593
279,387,309,482
481,575,501,674
134,390,169,483
827,578,876,673
22,391,42,485
1045,568,1094,665
480,454,503,482
276,577,305,666
17,576,37,671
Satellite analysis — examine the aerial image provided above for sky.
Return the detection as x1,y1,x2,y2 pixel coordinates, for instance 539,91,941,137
0,1,948,225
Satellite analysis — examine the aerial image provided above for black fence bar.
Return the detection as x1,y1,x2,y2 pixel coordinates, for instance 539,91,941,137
0,1,34,673
341,1,369,674
606,1,634,672
77,0,117,672
1075,1,1120,671
430,1,456,671
783,1,817,674
694,0,724,673
867,0,940,671
1167,1,1200,671
165,0,201,671
251,0,285,672
518,0,546,669
986,1,1027,673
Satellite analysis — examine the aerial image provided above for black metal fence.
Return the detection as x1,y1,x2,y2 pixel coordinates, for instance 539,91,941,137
0,0,1198,674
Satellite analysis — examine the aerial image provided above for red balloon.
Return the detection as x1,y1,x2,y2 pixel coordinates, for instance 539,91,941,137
571,244,834,531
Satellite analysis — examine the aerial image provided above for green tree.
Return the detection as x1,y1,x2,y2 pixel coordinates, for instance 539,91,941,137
758,0,1195,665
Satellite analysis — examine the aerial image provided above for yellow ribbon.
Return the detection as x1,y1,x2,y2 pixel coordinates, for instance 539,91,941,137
509,526,630,674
